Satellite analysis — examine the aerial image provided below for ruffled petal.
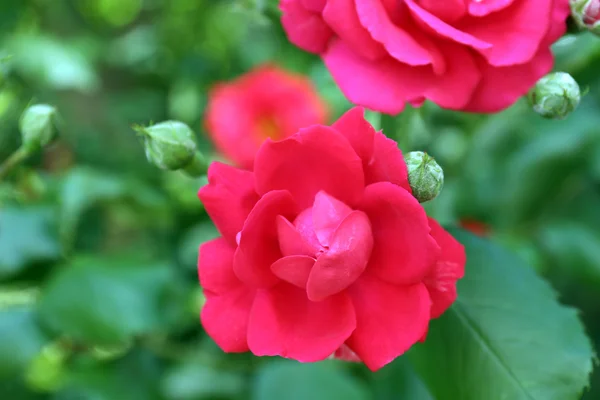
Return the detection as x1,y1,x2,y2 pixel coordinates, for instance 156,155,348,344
254,125,364,208
364,131,412,190
198,162,259,245
198,238,238,295
346,276,430,371
247,284,356,361
312,191,353,247
281,0,333,54
270,255,316,288
277,215,319,257
234,191,299,288
331,107,375,163
359,182,439,285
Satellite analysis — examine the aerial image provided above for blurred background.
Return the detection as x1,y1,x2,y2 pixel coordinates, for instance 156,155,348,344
1,0,600,399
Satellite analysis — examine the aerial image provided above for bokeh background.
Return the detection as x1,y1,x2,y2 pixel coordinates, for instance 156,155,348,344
1,0,600,399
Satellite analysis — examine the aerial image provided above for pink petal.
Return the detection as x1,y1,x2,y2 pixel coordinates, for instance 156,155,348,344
293,208,323,253
415,0,467,22
426,219,466,318
254,125,365,209
301,0,326,12
198,162,259,245
280,0,333,54
270,255,316,288
247,284,356,362
322,0,387,61
462,49,553,113
458,0,552,67
334,344,361,362
422,42,481,110
544,0,570,45
404,0,491,51
468,0,515,17
359,182,439,285
364,131,412,191
346,276,431,371
331,107,375,163
277,215,319,257
312,191,353,247
234,190,299,288
201,288,255,353
323,39,431,115
198,238,238,295
354,0,435,67
307,210,373,301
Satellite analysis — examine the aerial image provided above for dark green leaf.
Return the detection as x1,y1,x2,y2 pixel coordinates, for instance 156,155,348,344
410,229,594,400
253,360,371,400
38,255,172,345
0,206,61,279
0,307,48,378
177,221,219,270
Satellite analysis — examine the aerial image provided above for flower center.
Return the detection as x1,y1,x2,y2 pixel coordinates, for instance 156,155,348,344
255,116,281,142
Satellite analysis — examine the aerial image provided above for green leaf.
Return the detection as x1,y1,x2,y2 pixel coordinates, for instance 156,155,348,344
409,229,594,400
0,206,61,279
372,358,433,400
177,221,219,271
38,255,172,345
161,361,245,400
253,360,370,400
0,307,48,378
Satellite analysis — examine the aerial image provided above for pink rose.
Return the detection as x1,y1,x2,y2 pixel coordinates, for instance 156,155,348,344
280,0,571,113
197,107,465,371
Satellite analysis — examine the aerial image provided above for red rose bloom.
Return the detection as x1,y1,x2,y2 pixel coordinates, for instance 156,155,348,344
198,107,465,371
279,0,570,113
204,65,329,169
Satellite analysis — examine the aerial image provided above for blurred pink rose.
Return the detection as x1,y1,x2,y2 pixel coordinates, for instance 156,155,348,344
280,0,570,114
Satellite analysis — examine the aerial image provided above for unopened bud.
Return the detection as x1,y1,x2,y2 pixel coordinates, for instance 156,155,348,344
528,72,580,120
404,151,444,203
135,121,198,171
571,0,600,35
25,341,67,392
19,104,58,152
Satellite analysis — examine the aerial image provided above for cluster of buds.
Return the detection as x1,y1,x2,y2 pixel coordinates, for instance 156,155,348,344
571,0,600,35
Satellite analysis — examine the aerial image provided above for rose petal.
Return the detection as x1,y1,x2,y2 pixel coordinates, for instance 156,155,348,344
468,0,515,17
277,215,320,257
404,0,492,51
234,190,299,288
462,49,553,113
415,0,467,22
426,219,466,318
201,288,255,353
458,0,552,67
354,0,435,67
346,276,431,371
248,284,356,362
312,191,353,247
281,0,333,54
322,0,387,61
198,162,259,245
270,255,316,288
307,211,373,301
331,107,375,163
364,131,412,191
334,344,362,362
359,182,439,285
198,238,238,295
323,39,431,114
301,0,326,12
293,208,323,253
254,124,364,208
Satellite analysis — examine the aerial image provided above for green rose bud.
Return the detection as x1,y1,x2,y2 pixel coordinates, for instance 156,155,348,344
570,0,600,35
135,120,198,171
25,342,67,392
404,151,444,203
528,72,581,120
19,104,58,152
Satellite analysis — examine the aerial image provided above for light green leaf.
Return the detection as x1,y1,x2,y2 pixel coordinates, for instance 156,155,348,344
177,221,219,270
0,206,61,279
409,229,594,400
161,361,244,400
253,360,370,400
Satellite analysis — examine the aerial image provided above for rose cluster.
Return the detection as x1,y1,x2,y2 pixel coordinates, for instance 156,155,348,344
198,108,465,371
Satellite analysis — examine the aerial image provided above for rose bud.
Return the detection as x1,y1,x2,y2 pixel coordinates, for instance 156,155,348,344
404,151,444,203
135,121,207,176
197,107,465,371
571,0,600,35
19,104,58,152
527,72,581,120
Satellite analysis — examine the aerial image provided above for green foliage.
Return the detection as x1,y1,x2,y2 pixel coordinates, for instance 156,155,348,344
0,0,599,399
